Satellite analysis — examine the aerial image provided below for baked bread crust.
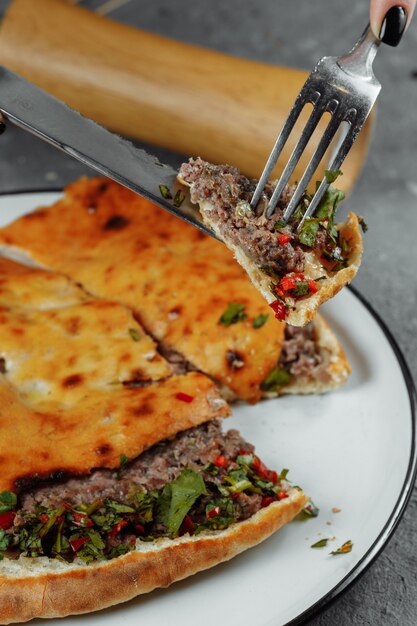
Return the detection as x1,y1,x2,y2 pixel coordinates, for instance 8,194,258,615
0,489,307,624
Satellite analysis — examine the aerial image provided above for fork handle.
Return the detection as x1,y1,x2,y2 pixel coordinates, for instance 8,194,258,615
0,0,373,192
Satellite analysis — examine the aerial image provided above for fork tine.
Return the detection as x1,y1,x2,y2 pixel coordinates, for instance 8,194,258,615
281,104,345,222
250,89,320,209
297,109,363,228
265,97,328,217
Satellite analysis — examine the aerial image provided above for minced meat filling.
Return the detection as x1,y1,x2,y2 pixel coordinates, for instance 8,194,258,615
279,324,321,377
1,421,291,564
179,157,334,277
21,420,251,512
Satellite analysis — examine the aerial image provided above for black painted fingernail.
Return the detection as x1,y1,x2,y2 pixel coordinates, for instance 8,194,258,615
380,6,407,46
0,122,6,135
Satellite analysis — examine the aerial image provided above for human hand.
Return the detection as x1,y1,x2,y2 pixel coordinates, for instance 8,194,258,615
370,0,415,45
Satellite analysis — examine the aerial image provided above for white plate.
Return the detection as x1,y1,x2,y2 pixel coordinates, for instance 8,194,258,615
1,191,416,626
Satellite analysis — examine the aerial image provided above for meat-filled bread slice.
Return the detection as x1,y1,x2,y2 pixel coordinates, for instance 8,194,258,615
0,419,306,623
0,177,350,402
178,158,363,327
0,421,307,624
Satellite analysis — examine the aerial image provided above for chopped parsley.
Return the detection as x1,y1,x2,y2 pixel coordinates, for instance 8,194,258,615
298,218,319,248
260,366,292,391
218,303,247,326
128,328,141,342
0,491,17,513
324,169,343,184
159,184,172,199
252,313,269,329
173,190,186,208
158,469,207,535
311,538,329,548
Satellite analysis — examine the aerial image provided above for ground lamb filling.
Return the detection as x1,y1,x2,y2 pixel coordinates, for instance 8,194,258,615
179,157,348,280
0,421,292,564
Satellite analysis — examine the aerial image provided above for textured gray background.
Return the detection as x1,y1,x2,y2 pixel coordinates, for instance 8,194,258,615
1,0,417,624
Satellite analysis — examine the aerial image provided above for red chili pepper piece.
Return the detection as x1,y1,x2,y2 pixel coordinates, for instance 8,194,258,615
267,470,278,484
135,524,145,534
109,520,128,537
278,233,292,246
261,496,275,508
238,449,251,456
207,505,221,519
0,511,16,530
70,536,89,552
269,300,288,321
179,515,195,535
38,513,49,524
176,392,194,403
214,455,228,468
308,280,318,294
56,516,63,525
277,490,289,500
72,512,94,527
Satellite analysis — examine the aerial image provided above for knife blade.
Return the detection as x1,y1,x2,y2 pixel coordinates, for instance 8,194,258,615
0,66,218,239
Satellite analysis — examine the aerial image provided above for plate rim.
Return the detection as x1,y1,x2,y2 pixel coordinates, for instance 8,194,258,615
289,285,417,625
0,189,416,626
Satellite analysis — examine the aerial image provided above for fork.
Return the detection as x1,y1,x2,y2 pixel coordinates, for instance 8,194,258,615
250,24,381,227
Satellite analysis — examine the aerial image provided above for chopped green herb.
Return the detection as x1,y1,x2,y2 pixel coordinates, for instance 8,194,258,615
0,529,10,557
330,540,353,555
260,366,292,391
274,220,287,231
0,491,17,513
117,453,129,480
105,499,136,514
291,280,310,297
358,216,368,233
316,186,345,218
159,184,172,199
129,328,141,342
311,538,329,548
324,169,343,184
314,275,327,282
298,218,319,248
158,468,207,535
253,313,269,329
218,303,247,326
280,468,290,480
173,190,185,208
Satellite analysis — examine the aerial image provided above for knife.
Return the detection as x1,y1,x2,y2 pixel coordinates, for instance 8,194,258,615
0,66,218,240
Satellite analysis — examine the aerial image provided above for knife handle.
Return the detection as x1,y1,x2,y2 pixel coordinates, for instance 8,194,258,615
0,0,373,190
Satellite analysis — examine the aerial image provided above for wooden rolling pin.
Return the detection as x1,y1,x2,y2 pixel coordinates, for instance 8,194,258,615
0,0,373,192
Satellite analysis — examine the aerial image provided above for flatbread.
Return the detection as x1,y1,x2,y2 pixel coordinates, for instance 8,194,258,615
0,178,350,402
0,259,229,491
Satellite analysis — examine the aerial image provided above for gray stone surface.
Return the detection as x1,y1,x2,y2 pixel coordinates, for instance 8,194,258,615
0,0,416,623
